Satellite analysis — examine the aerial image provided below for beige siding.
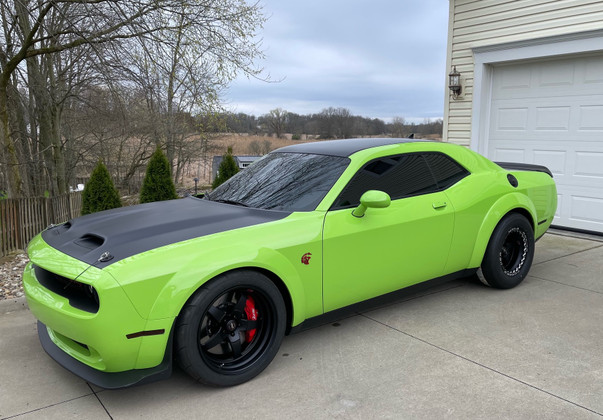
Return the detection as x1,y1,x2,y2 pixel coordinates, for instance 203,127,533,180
444,0,603,146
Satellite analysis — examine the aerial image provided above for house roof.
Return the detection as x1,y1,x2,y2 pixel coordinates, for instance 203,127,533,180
235,156,263,162
272,138,428,158
212,155,262,163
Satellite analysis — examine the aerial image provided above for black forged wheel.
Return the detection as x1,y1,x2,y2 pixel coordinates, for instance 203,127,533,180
478,213,535,289
175,271,286,387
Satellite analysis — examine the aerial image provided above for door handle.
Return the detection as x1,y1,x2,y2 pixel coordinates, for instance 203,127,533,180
432,201,447,209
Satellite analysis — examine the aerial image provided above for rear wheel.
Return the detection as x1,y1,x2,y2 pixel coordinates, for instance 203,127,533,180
478,213,534,289
175,270,286,386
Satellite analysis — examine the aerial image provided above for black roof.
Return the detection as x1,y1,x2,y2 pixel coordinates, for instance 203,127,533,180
272,138,428,157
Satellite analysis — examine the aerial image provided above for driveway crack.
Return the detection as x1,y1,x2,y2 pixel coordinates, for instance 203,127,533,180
360,313,603,417
529,274,603,295
0,392,97,420
87,383,113,419
534,243,603,266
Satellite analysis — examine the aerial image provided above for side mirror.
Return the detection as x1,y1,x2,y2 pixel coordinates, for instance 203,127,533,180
352,190,391,218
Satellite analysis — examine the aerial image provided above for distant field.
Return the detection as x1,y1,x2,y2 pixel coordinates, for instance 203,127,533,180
212,134,317,155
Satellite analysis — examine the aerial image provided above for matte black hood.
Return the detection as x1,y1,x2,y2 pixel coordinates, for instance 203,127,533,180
42,197,290,268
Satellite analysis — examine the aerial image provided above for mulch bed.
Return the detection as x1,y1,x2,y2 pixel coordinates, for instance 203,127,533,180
0,252,28,300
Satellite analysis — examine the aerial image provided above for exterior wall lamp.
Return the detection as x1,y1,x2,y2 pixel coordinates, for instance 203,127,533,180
448,65,462,99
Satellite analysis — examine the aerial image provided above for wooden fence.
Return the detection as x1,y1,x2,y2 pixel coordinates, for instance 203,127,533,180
0,192,82,258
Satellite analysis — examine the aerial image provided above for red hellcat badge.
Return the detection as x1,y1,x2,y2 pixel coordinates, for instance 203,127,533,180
301,252,312,265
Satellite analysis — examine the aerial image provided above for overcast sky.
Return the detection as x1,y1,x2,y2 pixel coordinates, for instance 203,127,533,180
224,0,449,122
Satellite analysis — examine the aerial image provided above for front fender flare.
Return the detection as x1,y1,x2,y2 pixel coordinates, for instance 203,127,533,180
146,246,306,327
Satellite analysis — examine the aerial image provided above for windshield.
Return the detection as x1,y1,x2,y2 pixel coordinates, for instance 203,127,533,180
207,152,349,211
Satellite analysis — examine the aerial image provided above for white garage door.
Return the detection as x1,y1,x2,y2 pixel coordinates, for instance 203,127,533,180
487,54,603,234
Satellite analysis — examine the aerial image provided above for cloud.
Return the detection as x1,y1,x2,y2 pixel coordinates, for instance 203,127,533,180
225,0,449,120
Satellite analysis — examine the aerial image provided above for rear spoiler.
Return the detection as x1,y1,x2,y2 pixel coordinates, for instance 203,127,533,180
495,162,553,178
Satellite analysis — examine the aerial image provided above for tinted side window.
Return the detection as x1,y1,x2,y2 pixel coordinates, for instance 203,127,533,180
423,153,469,190
334,154,438,208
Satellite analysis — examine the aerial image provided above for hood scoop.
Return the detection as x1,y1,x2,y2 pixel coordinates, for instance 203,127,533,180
74,234,105,251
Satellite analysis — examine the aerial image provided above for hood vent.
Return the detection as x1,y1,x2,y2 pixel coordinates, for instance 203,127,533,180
46,221,72,237
74,234,105,251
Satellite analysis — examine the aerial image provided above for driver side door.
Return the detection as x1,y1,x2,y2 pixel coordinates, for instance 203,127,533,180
322,152,457,312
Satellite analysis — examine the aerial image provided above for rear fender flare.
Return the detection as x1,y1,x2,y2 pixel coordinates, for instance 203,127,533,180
468,193,537,268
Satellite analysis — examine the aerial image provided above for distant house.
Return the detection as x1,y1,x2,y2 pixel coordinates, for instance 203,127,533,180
212,155,262,182
445,0,603,234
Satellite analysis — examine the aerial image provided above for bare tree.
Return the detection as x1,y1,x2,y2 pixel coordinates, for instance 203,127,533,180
264,108,288,139
121,1,266,182
318,107,353,139
0,0,266,197
391,116,406,138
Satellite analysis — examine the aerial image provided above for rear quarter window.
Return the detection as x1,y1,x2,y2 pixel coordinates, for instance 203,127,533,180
423,152,469,190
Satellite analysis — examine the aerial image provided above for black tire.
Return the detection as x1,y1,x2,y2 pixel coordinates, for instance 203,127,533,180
477,213,534,289
175,270,286,387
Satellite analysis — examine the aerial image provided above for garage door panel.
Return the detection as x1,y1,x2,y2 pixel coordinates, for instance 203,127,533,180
585,59,603,84
495,66,531,91
574,151,603,178
578,105,603,130
532,150,566,177
554,188,603,232
487,55,603,233
496,107,529,130
492,147,526,162
539,62,575,87
535,106,570,130
570,195,603,225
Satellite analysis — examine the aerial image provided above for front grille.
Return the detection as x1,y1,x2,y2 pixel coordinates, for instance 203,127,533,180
34,265,99,313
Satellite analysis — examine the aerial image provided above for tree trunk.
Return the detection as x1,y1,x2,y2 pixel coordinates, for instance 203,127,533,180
6,74,32,196
0,82,24,198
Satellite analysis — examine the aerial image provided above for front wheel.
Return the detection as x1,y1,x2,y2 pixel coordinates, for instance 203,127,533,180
478,213,535,289
175,270,286,386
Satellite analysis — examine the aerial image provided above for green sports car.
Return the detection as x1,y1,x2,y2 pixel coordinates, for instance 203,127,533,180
23,138,557,388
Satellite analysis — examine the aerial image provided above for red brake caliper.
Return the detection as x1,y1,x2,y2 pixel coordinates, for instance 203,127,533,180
244,296,258,343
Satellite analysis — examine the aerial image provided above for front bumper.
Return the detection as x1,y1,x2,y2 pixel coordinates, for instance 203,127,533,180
37,320,172,389
23,235,175,387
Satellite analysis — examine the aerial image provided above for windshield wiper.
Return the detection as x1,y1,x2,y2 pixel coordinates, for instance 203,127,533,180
212,199,249,207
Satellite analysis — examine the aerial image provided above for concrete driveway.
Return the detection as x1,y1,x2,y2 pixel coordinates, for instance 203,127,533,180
1,232,602,419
